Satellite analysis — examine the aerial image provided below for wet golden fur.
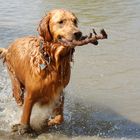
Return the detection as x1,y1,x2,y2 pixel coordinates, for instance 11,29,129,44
0,9,81,128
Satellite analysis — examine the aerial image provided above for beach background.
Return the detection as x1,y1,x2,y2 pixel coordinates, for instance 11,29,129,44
0,0,140,139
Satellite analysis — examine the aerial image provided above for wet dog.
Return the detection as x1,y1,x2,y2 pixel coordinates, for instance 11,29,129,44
0,9,82,136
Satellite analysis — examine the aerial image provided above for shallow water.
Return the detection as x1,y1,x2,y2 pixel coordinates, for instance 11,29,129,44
0,0,140,139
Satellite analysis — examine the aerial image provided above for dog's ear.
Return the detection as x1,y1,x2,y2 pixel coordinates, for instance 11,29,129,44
37,13,52,42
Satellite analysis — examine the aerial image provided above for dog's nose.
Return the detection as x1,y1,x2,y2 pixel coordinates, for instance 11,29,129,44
74,31,82,40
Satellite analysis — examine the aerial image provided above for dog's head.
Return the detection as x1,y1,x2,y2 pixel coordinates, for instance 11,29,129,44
38,9,82,43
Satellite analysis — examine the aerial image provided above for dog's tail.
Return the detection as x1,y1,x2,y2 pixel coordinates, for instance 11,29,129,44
0,48,7,62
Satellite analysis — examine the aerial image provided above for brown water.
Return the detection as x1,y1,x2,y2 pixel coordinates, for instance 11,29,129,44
0,0,140,139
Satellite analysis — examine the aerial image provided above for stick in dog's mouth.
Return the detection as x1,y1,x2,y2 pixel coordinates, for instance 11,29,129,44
58,29,108,48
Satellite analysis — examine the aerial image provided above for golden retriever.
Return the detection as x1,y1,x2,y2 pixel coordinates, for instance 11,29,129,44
0,9,82,136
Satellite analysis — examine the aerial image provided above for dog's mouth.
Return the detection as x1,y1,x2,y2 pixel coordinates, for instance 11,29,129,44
57,35,79,42
57,35,82,47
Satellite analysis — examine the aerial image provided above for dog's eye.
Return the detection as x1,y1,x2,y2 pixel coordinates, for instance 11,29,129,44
58,20,64,24
74,19,77,25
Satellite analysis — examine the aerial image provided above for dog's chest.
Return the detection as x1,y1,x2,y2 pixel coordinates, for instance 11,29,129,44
36,64,69,108
38,84,63,110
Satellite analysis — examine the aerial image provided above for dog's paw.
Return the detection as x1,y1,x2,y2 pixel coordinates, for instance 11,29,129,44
47,115,64,126
11,124,37,137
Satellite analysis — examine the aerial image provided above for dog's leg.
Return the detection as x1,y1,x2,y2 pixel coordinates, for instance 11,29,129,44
8,69,24,106
12,95,37,137
21,96,34,125
48,96,64,126
12,79,24,106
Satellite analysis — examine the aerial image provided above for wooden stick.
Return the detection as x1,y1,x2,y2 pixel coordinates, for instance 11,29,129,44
59,29,108,47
